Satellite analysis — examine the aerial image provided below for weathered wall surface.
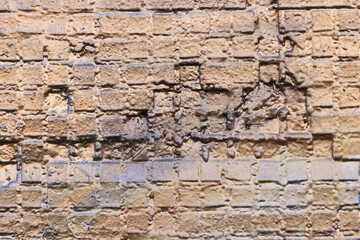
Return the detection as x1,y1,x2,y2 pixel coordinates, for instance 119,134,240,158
0,0,360,239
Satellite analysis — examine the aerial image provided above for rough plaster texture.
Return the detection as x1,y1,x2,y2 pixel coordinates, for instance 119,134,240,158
0,0,360,239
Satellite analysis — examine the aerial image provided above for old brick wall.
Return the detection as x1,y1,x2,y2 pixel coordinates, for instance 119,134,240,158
0,0,360,239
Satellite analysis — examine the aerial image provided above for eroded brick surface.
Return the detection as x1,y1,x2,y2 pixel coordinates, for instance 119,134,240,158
0,0,359,239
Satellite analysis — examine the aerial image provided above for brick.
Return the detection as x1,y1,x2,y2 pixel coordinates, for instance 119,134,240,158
152,13,174,35
21,187,42,208
255,211,281,232
67,0,93,12
311,112,336,134
96,0,142,10
68,14,95,35
99,89,126,111
204,38,227,59
230,186,253,207
312,185,335,206
310,158,333,181
152,63,176,84
0,64,18,86
152,187,175,208
0,115,20,137
338,62,360,83
258,160,281,183
334,161,359,181
22,63,43,85
178,160,199,181
177,212,200,234
0,14,17,36
200,211,226,233
0,40,19,61
231,37,255,58
99,115,126,137
48,116,69,138
339,87,360,108
311,60,333,83
46,65,68,86
338,211,359,231
152,37,174,58
311,10,334,32
0,189,17,208
70,162,96,183
0,144,17,163
124,38,149,59
122,162,147,183
312,211,333,232
211,11,232,33
98,39,125,61
146,0,172,10
46,159,69,185
41,0,63,12
307,87,333,108
72,64,95,86
46,40,69,61
73,90,96,111
23,91,44,111
233,11,255,33
21,162,42,183
229,212,255,233
338,10,360,31
283,185,307,207
312,35,333,58
152,212,176,233
0,213,19,233
280,10,310,32
96,65,120,86
338,36,360,58
223,159,252,181
127,212,149,233
99,12,151,35
21,39,43,61
21,140,44,162
122,63,149,85
178,37,201,58
149,160,174,182
286,158,308,182
190,12,210,33
200,160,221,182
0,91,18,111
339,112,360,133
22,115,44,136
283,210,307,232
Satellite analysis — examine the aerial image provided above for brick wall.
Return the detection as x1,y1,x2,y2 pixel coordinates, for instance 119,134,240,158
0,0,360,239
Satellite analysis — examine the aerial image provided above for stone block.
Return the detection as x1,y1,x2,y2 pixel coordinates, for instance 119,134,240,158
99,161,122,183
96,65,120,86
152,187,175,208
200,160,221,182
283,210,307,232
21,187,42,208
98,39,125,61
338,211,359,231
23,91,44,111
230,186,253,207
338,36,360,58
70,162,96,183
0,189,17,208
68,14,95,35
311,112,336,134
312,211,333,232
280,10,310,32
0,40,18,61
178,160,199,181
233,11,255,33
47,116,69,138
72,64,95,86
223,159,252,181
286,158,308,182
73,90,95,111
122,162,147,183
72,114,96,137
22,63,43,85
122,63,149,85
311,10,334,32
310,158,333,181
258,160,281,183
22,115,44,136
312,35,334,58
334,161,359,181
127,212,149,233
338,10,360,31
46,159,69,186
46,40,69,61
149,160,175,182
99,115,126,138
0,144,17,163
339,87,360,108
211,11,232,33
283,185,307,207
21,162,42,183
312,185,335,206
190,12,210,33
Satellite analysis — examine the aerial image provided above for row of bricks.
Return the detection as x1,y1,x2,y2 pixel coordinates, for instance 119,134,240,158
2,36,360,63
0,88,358,114
2,9,360,37
1,60,360,88
12,158,360,184
0,182,358,209
0,209,359,236
0,0,247,12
